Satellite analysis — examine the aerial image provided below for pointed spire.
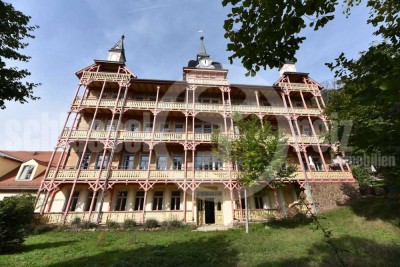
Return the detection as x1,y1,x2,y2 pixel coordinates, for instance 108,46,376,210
107,35,126,63
198,31,209,57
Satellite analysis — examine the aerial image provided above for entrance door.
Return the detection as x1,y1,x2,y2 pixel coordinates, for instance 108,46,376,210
205,198,215,224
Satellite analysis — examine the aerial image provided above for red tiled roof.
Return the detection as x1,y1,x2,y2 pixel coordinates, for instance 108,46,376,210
0,151,60,164
0,151,61,190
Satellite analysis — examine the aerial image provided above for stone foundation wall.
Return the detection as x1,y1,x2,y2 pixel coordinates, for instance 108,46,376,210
309,182,359,212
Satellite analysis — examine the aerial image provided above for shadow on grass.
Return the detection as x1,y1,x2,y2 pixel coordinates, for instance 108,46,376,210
255,235,400,267
2,240,77,255
47,234,238,267
345,196,400,227
264,213,313,229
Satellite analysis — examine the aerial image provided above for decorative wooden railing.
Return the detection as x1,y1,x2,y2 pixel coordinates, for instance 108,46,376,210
72,98,321,115
80,71,131,82
46,169,352,182
279,82,319,92
234,209,279,221
42,211,192,224
61,129,324,145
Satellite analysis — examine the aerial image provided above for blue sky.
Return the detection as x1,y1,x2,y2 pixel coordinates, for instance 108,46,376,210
1,0,377,151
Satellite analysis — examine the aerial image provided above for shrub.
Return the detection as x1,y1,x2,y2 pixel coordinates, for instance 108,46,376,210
123,219,137,229
162,219,183,230
71,217,81,226
81,221,97,229
144,219,159,229
106,219,119,229
351,166,372,187
33,225,56,235
0,194,35,252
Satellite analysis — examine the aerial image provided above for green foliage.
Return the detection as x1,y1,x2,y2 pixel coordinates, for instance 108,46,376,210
351,166,372,187
122,219,137,229
0,1,40,109
106,220,119,229
70,217,81,226
222,0,399,76
81,221,97,229
212,113,295,187
144,219,159,229
161,219,183,230
0,194,35,252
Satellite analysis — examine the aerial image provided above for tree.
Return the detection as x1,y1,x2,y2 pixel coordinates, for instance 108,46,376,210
212,113,295,233
222,0,400,192
0,194,35,252
0,0,40,109
222,0,399,75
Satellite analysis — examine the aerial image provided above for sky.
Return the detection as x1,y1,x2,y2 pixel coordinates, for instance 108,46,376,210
1,0,377,151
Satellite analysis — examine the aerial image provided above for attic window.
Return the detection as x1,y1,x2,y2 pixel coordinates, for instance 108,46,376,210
18,165,35,180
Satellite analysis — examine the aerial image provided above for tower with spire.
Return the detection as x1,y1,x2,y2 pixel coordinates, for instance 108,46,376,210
107,35,126,63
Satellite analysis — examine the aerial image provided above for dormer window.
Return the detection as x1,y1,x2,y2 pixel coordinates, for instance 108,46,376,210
17,165,35,180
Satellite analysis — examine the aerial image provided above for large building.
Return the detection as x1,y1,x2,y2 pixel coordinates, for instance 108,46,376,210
37,36,356,225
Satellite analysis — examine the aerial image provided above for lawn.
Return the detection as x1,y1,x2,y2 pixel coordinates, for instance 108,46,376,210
1,197,399,267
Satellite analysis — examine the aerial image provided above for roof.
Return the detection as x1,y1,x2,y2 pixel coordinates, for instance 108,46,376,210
0,151,59,164
0,151,61,191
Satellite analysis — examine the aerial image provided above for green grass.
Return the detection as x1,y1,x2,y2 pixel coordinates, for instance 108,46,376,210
1,197,399,267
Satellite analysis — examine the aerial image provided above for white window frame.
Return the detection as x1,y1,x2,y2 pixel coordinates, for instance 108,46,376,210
16,164,37,181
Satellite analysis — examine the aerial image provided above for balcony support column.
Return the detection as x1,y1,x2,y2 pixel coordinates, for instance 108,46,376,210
272,186,282,219
255,90,260,107
301,146,313,178
307,116,328,172
96,82,130,224
62,79,108,224
299,90,308,110
237,188,244,221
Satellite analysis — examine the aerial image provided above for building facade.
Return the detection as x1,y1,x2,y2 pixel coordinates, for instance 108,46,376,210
37,36,356,225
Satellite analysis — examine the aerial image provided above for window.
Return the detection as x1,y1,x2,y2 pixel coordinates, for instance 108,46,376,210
197,199,204,211
294,101,303,107
105,120,117,131
217,200,222,211
175,123,184,132
173,156,183,170
77,153,91,169
152,191,163,210
95,154,109,169
144,123,153,132
121,154,134,170
194,153,223,170
254,195,264,209
104,91,118,99
92,120,101,130
156,155,167,170
170,191,181,210
17,165,34,180
194,123,219,133
115,191,128,211
313,157,324,171
127,122,140,131
85,191,98,211
70,191,80,211
301,125,312,136
134,191,145,210
135,95,144,101
160,122,169,132
140,155,149,170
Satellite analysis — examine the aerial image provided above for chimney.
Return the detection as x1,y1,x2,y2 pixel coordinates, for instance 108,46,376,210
279,61,297,77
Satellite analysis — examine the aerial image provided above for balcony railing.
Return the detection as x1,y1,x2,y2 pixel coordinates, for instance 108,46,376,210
61,129,325,145
46,169,236,182
72,98,321,115
81,71,131,82
46,169,352,182
279,82,319,92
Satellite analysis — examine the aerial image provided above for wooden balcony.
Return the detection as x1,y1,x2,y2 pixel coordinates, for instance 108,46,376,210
80,71,131,82
279,82,319,92
61,129,325,145
46,169,352,182
46,169,235,182
72,98,321,115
